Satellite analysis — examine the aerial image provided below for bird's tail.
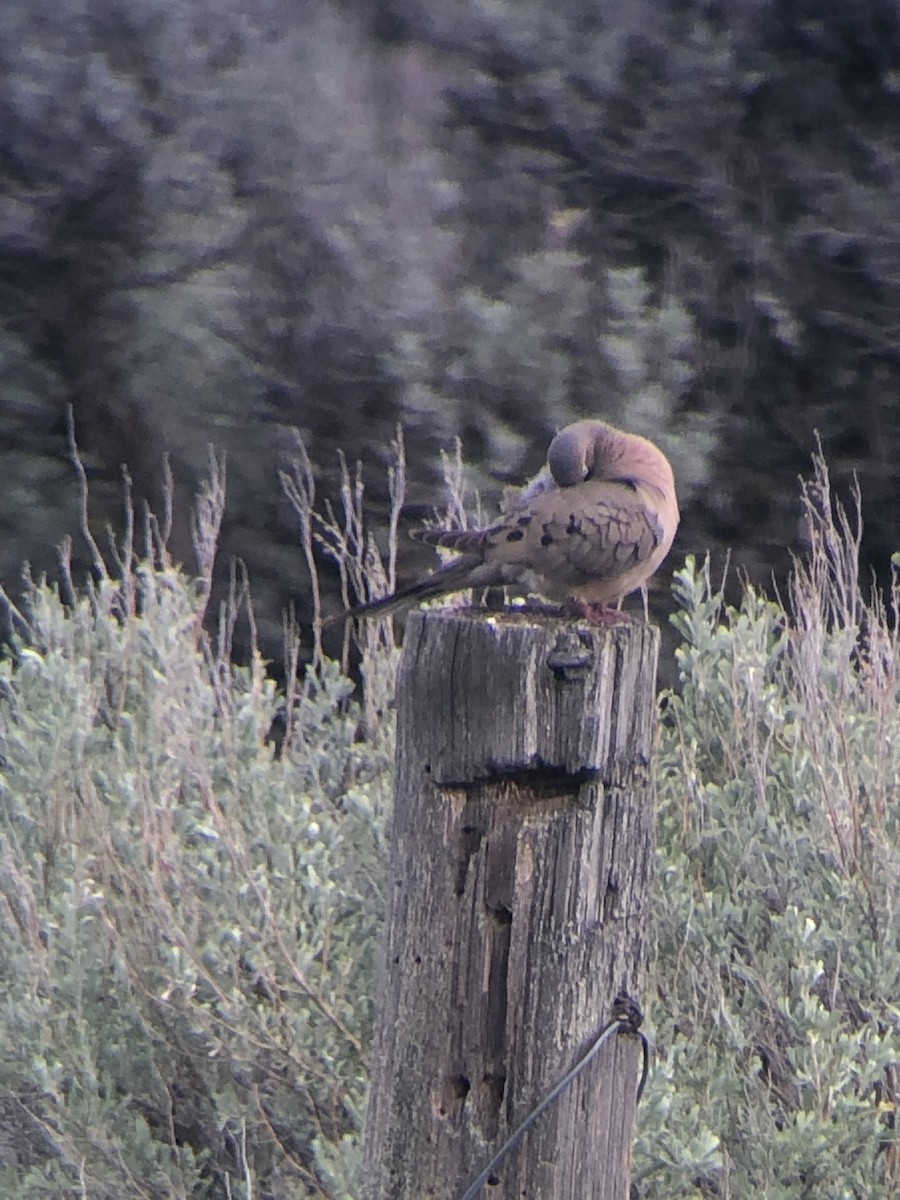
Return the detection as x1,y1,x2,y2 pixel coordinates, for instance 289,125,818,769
326,554,486,624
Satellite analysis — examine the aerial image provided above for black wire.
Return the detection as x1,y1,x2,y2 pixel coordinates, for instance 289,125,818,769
636,1029,650,1103
458,1015,631,1200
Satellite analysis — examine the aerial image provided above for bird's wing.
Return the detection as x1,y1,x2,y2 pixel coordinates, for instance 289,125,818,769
415,478,669,602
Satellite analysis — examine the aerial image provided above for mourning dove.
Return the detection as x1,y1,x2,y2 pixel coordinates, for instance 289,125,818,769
342,419,679,621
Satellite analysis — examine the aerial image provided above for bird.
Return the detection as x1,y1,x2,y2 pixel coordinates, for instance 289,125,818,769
340,418,679,623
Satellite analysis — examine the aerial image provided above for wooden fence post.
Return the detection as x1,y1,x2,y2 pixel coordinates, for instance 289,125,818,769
362,609,660,1200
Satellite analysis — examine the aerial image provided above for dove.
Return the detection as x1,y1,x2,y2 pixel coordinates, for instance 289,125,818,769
340,418,679,621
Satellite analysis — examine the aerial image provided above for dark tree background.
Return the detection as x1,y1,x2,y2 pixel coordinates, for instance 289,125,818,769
3,0,900,658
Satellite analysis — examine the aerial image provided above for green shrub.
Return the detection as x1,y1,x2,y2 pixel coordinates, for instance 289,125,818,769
636,461,900,1197
0,551,391,1197
2,443,898,1199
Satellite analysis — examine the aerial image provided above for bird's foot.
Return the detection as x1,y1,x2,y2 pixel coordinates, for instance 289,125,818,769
570,600,637,626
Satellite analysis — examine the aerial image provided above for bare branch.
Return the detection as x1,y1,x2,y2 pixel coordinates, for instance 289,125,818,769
67,406,107,581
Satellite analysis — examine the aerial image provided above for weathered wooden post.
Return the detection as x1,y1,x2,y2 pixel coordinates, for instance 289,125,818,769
362,608,660,1199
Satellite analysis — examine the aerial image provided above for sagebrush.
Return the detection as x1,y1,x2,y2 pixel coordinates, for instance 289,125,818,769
637,458,900,1197
0,457,393,1198
0,448,897,1198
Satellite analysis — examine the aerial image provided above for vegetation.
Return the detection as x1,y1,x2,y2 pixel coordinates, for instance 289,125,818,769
0,447,898,1196
4,0,900,657
3,2,899,1191
0,459,395,1197
639,457,900,1196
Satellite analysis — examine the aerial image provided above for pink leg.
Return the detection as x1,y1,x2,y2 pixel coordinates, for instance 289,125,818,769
571,599,637,626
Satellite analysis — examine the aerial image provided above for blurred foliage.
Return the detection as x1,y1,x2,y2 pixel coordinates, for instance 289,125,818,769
5,0,900,661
